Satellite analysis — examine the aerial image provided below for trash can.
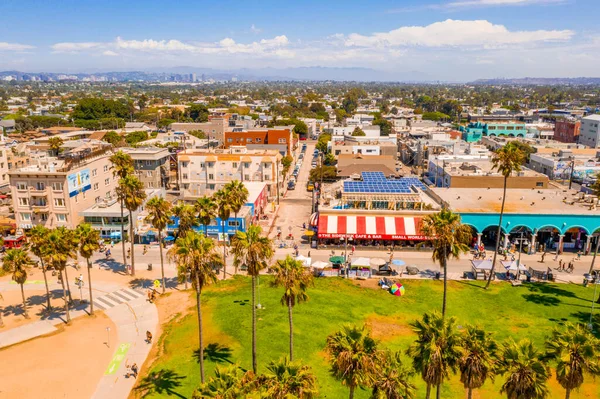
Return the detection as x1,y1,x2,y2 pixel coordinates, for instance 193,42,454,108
147,263,152,271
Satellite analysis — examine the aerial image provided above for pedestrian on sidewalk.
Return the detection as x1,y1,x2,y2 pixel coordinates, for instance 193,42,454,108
577,250,582,260
131,363,138,378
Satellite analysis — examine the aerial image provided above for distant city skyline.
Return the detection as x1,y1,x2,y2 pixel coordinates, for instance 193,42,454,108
0,0,598,81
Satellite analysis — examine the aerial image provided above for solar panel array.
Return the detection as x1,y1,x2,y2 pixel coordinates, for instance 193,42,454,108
343,172,427,194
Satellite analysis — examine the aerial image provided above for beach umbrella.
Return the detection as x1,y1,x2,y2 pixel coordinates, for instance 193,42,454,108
389,283,405,297
304,230,315,237
370,258,387,267
391,259,406,267
312,261,329,269
329,255,345,264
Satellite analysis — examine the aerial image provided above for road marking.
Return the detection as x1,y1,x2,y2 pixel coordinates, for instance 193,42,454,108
112,291,131,302
105,343,130,375
96,296,118,308
123,288,143,298
105,294,123,304
92,301,106,310
117,289,138,300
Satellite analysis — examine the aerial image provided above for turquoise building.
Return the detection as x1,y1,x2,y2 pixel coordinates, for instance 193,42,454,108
460,122,527,142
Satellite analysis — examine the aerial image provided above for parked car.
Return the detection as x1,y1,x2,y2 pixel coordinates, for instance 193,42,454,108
288,181,296,190
306,181,315,191
299,153,304,160
311,161,318,167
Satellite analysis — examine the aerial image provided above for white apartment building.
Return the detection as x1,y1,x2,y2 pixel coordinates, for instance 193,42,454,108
579,115,600,148
178,147,283,200
9,144,117,231
331,125,381,137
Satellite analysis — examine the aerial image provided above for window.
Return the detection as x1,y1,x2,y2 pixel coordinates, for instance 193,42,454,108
228,220,240,227
148,182,153,188
232,162,238,168
264,175,271,180
18,197,29,206
181,161,189,168
244,162,250,168
54,198,65,207
256,138,262,143
145,160,152,166
200,163,205,168
182,173,188,179
146,170,153,177
105,178,110,186
103,165,109,172
208,184,215,190
92,169,97,177
21,213,31,221
278,138,287,144
536,182,544,187
487,126,496,130
207,162,214,167
95,196,101,203
208,174,214,180
52,182,63,191
94,183,99,191
244,174,250,180
56,214,67,223
40,213,48,221
247,138,253,143
16,182,27,190
227,138,233,143
36,182,45,190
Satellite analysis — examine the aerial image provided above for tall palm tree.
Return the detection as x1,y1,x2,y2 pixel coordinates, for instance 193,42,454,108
326,324,380,399
2,249,32,319
371,351,416,399
48,136,64,156
170,231,222,383
223,180,249,233
214,189,232,279
230,225,273,374
261,357,318,399
172,202,199,238
194,364,256,399
498,339,550,399
270,255,312,361
46,227,79,323
26,225,52,310
0,291,4,328
486,144,525,289
110,151,134,269
420,209,471,317
545,323,600,399
119,175,147,276
407,311,462,399
145,197,172,294
459,325,498,399
196,196,217,237
75,223,100,315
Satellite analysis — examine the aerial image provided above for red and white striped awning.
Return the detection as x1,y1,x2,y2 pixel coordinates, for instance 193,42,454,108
309,212,319,227
317,215,428,241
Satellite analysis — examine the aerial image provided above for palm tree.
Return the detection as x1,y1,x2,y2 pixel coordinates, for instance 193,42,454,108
46,227,79,323
261,357,318,399
110,151,134,269
371,351,416,399
196,196,217,237
486,144,526,289
270,255,312,361
194,364,256,398
2,249,32,319
407,311,462,399
171,231,222,383
545,323,600,399
26,225,52,310
172,202,199,238
498,339,550,399
75,223,100,315
145,197,172,294
459,325,498,399
230,225,273,374
48,136,64,156
214,189,232,279
119,175,147,276
326,324,380,399
223,180,249,233
420,209,471,317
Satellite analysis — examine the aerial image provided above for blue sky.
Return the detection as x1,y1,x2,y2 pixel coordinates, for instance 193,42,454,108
1,0,599,80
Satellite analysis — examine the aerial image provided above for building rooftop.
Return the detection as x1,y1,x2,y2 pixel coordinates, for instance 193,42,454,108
432,187,600,215
243,181,268,204
440,159,545,178
583,114,600,122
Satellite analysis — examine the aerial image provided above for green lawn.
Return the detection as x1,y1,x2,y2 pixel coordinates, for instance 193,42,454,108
139,277,600,398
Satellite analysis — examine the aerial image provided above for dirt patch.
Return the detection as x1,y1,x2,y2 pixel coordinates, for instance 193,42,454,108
366,314,414,341
0,312,117,399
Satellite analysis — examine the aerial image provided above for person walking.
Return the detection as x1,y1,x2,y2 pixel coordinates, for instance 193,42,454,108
577,250,582,260
131,363,138,378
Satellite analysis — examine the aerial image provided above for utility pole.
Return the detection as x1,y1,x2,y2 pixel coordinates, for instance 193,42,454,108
568,156,575,190
276,160,280,205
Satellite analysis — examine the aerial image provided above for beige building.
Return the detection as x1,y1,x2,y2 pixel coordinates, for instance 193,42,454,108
178,147,283,200
123,147,171,189
170,119,227,144
9,143,117,231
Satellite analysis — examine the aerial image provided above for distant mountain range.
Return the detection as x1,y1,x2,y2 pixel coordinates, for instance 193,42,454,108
471,77,600,85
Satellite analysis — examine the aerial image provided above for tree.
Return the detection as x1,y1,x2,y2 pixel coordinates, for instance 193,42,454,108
110,151,134,270
261,357,318,399
270,255,313,361
371,351,416,399
230,225,273,374
194,364,256,398
26,225,52,310
545,323,600,399
125,130,149,146
498,339,550,399
407,312,462,399
48,137,64,156
459,325,498,399
2,249,31,319
188,130,206,140
281,155,294,176
422,112,451,121
391,107,399,115
72,98,130,120
352,127,366,136
334,108,347,123
119,175,147,276
196,196,217,238
292,120,308,137
46,227,78,323
420,209,471,316
214,189,233,279
103,131,123,146
324,153,336,166
326,324,380,399
224,181,249,235
485,144,526,289
75,223,100,315
145,197,172,294
373,118,392,136
315,133,331,153
170,231,222,383
309,165,336,182
172,202,199,238
188,104,209,122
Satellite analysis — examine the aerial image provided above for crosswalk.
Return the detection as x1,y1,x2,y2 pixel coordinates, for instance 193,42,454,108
93,288,145,311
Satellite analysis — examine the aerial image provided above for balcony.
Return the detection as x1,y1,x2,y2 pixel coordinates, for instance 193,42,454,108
31,203,49,211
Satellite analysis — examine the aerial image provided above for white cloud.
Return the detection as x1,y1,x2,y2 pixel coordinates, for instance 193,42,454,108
102,50,119,56
250,24,262,34
52,42,104,53
343,19,573,48
115,37,196,52
0,42,35,51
